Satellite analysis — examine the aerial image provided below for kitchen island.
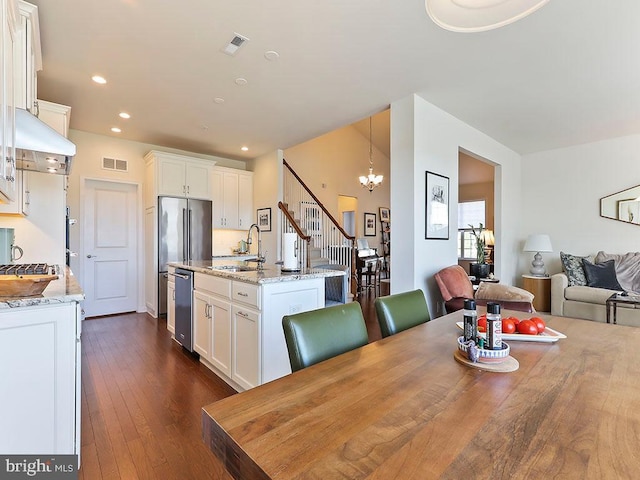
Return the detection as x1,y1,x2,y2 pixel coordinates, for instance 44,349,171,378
0,267,84,459
203,309,640,479
168,260,346,391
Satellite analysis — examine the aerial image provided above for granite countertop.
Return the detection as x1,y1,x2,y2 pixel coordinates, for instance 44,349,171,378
0,266,85,310
212,253,258,259
169,259,345,285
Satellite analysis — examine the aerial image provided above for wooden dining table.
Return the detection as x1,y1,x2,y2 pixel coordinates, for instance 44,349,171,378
202,309,640,479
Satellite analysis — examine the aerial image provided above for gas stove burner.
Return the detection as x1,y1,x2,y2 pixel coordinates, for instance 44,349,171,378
0,263,50,275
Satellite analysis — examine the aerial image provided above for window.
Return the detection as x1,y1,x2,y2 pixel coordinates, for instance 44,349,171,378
458,200,485,259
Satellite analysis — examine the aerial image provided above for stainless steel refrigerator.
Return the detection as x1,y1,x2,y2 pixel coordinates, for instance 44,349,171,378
158,196,212,316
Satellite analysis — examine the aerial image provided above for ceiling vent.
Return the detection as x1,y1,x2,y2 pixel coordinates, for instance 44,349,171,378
102,157,128,172
222,33,249,56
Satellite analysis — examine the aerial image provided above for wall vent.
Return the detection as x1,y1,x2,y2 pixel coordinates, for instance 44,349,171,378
102,157,128,172
222,33,249,56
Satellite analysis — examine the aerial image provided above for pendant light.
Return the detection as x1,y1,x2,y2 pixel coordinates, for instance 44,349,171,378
359,116,383,192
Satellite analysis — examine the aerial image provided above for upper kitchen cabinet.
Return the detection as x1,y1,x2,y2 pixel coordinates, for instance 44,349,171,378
144,150,214,205
212,166,253,229
15,1,41,112
0,0,19,203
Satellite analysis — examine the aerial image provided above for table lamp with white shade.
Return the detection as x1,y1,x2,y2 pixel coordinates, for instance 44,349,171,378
523,234,553,276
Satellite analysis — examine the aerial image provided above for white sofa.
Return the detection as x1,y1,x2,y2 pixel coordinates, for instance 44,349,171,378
551,251,640,326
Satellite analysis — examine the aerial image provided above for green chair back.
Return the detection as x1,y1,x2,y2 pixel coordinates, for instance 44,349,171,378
282,302,368,372
374,289,430,338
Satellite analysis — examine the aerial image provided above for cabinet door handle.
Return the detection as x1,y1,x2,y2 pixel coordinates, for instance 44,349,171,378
237,311,249,318
237,292,249,297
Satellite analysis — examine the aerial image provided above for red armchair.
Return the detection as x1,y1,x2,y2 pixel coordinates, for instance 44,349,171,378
434,265,535,314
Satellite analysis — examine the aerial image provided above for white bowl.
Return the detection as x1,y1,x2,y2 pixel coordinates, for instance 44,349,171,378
457,336,510,364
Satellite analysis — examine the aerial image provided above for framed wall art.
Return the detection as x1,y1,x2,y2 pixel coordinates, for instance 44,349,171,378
379,207,390,222
257,207,272,232
364,212,376,236
425,171,449,240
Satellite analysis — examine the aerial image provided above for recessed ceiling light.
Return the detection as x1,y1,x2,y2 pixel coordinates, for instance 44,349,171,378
213,97,225,104
119,112,130,119
241,146,249,152
47,168,57,173
235,77,248,86
264,50,280,61
111,127,121,133
46,157,57,164
201,125,209,130
92,75,107,84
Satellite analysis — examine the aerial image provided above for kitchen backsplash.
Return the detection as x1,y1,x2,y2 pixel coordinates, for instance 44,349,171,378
212,229,253,255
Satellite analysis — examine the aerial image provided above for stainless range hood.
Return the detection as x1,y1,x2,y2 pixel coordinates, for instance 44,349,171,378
15,108,76,175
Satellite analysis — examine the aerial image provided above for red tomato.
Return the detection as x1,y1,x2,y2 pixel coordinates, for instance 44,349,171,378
511,317,520,328
530,317,546,334
502,319,516,334
478,316,487,333
517,319,538,335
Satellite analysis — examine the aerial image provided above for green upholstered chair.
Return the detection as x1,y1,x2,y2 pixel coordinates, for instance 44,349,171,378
282,302,369,372
374,289,430,338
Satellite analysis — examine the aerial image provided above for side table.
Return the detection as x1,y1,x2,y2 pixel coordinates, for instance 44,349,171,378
522,275,551,312
606,293,640,324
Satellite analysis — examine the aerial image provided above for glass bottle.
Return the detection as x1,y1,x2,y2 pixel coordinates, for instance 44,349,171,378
463,298,477,343
486,302,502,350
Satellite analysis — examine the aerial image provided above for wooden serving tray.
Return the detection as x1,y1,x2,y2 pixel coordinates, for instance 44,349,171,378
0,274,58,297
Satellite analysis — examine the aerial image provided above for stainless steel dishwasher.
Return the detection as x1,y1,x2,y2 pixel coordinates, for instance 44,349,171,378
174,268,194,352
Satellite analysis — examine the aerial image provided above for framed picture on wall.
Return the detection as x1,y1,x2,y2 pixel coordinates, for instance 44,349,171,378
379,207,390,222
425,171,449,240
364,212,376,236
257,207,272,232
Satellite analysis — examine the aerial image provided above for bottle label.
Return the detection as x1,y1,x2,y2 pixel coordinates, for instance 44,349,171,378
463,313,477,342
487,318,502,350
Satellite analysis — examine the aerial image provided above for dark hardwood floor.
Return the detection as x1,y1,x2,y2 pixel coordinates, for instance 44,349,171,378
78,292,380,479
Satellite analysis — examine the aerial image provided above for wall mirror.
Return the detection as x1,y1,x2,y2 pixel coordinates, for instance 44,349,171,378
600,184,640,225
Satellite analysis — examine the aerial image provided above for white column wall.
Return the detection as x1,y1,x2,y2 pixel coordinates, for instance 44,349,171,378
391,95,523,317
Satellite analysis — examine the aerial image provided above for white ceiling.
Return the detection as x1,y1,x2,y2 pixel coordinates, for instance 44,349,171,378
29,0,640,161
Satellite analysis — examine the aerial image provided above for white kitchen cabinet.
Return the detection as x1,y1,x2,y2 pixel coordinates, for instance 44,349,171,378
15,0,40,112
212,166,253,229
193,289,211,358
232,304,259,390
145,150,213,200
0,0,18,203
0,168,28,214
191,271,324,391
193,273,232,376
167,266,175,334
0,301,81,456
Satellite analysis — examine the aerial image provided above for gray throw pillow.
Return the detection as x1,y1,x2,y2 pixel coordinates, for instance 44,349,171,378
594,251,640,293
560,252,589,286
582,259,623,291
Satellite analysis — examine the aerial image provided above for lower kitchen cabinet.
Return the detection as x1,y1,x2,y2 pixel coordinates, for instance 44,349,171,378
232,305,260,390
190,272,324,391
0,301,81,457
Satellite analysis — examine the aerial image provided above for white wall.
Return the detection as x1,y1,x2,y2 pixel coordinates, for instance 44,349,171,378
391,95,523,316
520,134,640,279
283,120,390,253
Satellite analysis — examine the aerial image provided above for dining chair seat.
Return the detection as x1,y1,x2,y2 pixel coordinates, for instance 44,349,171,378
282,302,369,372
374,289,430,338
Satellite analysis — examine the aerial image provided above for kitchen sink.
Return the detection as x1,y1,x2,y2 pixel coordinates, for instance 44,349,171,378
208,265,259,273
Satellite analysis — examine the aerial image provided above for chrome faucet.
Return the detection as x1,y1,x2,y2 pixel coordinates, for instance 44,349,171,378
246,224,266,270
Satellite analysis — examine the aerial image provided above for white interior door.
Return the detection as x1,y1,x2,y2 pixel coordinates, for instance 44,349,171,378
82,180,138,317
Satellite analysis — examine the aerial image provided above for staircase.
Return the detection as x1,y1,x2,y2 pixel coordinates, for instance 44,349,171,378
279,160,356,283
